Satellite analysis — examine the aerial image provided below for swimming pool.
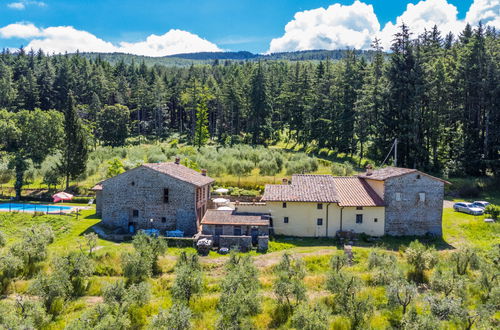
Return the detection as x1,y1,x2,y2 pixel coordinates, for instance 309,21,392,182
0,203,74,212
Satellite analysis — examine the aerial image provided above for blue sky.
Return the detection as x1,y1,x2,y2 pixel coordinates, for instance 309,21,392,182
0,0,498,55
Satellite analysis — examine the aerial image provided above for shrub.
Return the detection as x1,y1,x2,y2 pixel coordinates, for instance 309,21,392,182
450,246,480,275
387,280,417,315
171,252,202,303
485,204,500,220
400,307,436,330
273,252,307,309
427,295,462,320
0,252,23,294
122,251,152,285
430,269,465,297
0,230,5,247
132,231,167,275
217,253,261,329
29,271,72,315
150,303,192,330
404,240,437,283
290,303,329,330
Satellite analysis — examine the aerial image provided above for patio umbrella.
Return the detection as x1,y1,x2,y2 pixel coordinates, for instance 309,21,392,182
214,188,229,195
213,198,229,204
217,206,234,211
52,192,74,203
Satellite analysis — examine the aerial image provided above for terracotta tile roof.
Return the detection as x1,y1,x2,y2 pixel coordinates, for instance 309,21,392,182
262,175,339,203
332,177,385,207
142,162,214,187
358,166,450,184
201,209,270,226
358,167,417,180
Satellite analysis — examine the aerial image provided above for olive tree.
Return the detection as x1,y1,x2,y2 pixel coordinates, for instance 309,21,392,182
404,240,437,283
150,303,192,330
171,252,202,303
0,230,6,248
290,303,329,330
273,252,307,309
450,246,480,275
387,280,417,315
217,253,261,329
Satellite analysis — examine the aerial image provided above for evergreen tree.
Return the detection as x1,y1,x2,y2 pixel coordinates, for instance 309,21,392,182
58,92,88,190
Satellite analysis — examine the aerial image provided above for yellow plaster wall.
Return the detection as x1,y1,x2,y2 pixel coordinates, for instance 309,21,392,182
340,207,385,236
364,179,385,199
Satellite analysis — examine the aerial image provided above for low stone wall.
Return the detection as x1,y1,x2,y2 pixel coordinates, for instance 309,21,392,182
219,235,252,252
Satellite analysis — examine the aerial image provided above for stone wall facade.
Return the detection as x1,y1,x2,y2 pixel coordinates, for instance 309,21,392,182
101,166,210,236
219,235,252,251
95,190,102,216
384,172,444,236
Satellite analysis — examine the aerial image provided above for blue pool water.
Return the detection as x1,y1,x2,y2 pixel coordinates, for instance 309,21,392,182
0,203,73,212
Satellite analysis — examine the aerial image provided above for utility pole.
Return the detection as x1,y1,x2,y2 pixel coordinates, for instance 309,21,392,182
393,138,398,167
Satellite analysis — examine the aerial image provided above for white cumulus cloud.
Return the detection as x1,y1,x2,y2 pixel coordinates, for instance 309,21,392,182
0,22,41,38
269,0,379,53
269,0,500,52
0,23,221,56
118,29,221,56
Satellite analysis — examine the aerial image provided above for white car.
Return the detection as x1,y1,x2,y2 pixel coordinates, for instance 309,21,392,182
453,202,484,215
471,201,490,209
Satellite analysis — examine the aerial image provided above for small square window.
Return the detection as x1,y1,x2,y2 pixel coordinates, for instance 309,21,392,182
317,218,323,226
132,209,139,217
395,193,402,201
161,217,166,223
234,226,242,236
356,206,363,210
374,218,378,223
317,203,323,210
419,192,426,202
284,217,289,223
131,181,135,186
416,174,421,179
356,214,363,224
283,202,287,208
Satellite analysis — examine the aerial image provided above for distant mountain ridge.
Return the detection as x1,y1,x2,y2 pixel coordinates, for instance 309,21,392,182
75,49,380,66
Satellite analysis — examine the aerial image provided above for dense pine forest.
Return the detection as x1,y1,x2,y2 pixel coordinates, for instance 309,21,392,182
0,23,498,189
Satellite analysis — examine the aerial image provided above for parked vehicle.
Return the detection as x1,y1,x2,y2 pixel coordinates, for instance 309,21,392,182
453,202,484,215
471,201,490,209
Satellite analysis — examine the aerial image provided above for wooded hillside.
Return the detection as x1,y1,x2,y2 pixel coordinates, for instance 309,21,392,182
0,23,498,178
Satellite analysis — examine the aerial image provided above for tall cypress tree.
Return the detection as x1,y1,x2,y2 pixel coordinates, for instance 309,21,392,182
59,92,88,190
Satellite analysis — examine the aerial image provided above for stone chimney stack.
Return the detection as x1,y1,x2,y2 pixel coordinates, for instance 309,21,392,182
175,157,180,165
366,164,373,176
282,178,288,185
201,169,207,176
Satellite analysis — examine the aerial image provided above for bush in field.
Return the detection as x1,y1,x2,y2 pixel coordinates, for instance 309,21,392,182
103,280,150,307
217,253,261,329
326,270,361,309
84,232,98,256
427,294,462,321
484,204,500,220
171,252,202,303
227,159,253,186
404,240,437,283
331,162,354,176
0,299,51,329
367,249,403,285
477,261,500,303
9,224,54,276
0,230,5,247
66,303,131,330
29,271,72,315
273,252,307,309
290,303,329,330
430,269,465,297
0,252,23,294
344,294,373,330
286,154,318,175
122,251,153,285
132,231,167,275
450,246,480,275
387,280,417,315
150,303,192,330
400,307,436,330
330,252,348,273
54,251,95,297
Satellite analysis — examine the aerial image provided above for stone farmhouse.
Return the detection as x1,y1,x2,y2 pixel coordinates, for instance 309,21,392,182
238,167,449,237
92,158,214,236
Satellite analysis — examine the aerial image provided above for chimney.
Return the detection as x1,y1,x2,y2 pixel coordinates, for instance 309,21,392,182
174,157,180,165
201,169,207,176
366,164,373,176
282,178,288,185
